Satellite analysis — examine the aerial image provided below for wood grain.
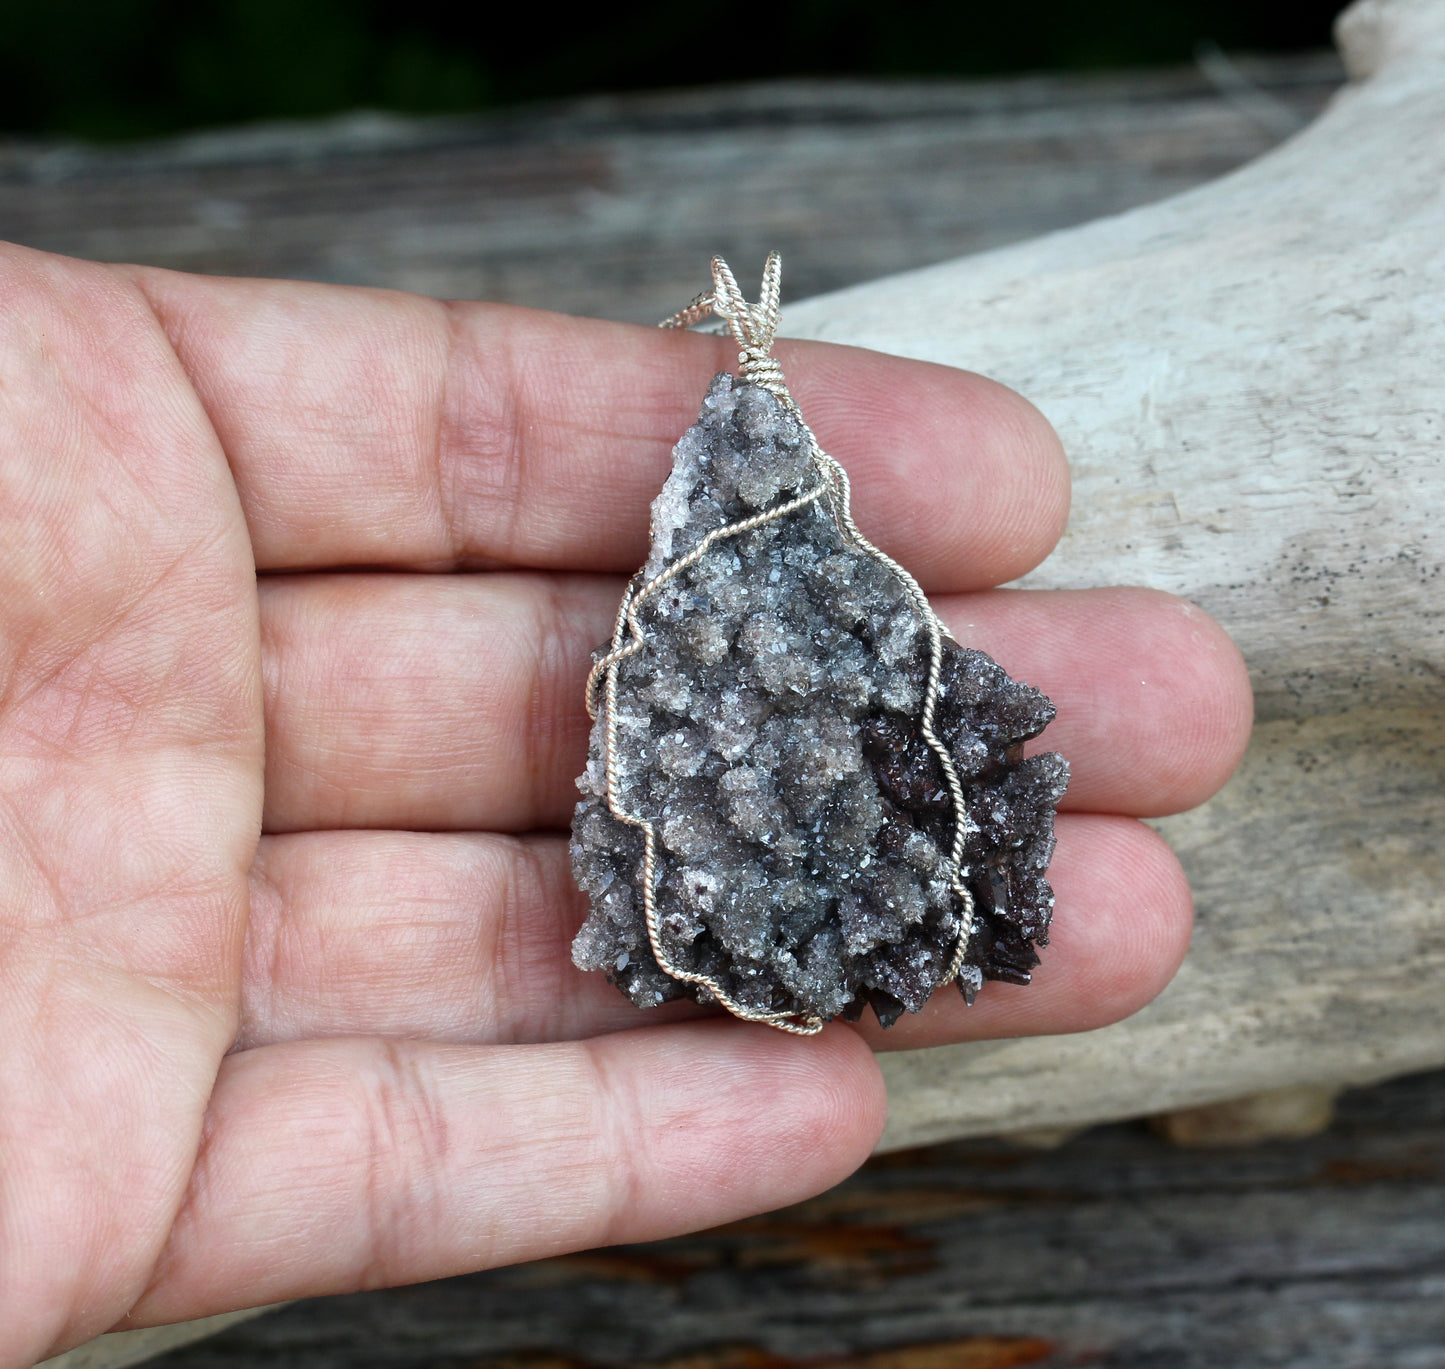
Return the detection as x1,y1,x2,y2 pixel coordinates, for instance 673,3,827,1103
141,1067,1445,1369
0,57,1341,325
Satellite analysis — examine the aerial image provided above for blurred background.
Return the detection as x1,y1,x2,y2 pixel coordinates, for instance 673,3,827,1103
0,0,1350,141
0,0,1354,322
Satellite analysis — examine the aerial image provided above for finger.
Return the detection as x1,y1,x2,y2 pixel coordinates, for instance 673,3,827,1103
237,829,688,1051
236,814,1190,1050
259,575,1249,833
258,571,612,834
941,586,1253,816
123,1022,885,1326
130,267,1069,590
857,813,1192,1051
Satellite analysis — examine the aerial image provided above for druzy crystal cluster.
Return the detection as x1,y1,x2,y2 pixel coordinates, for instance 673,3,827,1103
571,374,1068,1028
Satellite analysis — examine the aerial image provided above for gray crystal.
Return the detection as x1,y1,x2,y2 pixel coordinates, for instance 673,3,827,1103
572,374,1069,1028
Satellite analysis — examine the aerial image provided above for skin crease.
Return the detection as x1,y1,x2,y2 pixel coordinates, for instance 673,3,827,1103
0,242,1252,1361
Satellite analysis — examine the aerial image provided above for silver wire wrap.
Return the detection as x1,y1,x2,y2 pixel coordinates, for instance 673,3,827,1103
587,254,977,1035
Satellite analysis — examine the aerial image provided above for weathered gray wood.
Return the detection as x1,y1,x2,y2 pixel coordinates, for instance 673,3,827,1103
776,0,1445,1148
33,1310,279,1369
0,57,1341,325
137,1067,1445,1369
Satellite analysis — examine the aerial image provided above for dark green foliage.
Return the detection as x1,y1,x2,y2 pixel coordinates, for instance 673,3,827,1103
0,0,1348,140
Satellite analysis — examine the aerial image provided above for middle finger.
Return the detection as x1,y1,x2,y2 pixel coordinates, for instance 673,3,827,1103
259,572,1250,833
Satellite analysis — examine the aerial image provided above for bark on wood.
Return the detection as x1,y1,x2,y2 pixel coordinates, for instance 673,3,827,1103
1148,1084,1342,1147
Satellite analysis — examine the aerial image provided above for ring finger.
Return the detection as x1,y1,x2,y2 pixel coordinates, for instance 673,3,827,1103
238,814,1191,1051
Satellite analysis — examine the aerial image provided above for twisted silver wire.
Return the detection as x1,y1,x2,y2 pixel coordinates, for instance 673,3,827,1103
587,255,977,1034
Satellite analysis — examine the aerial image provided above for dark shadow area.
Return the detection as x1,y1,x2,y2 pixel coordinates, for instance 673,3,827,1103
0,0,1349,140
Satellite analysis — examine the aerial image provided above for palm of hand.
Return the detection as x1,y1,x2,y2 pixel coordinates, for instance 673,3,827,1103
0,247,1250,1360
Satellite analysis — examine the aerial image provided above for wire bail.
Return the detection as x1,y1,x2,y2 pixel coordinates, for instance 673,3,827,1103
659,252,793,403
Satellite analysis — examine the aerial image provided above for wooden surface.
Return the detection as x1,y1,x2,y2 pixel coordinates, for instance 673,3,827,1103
0,55,1341,324
144,1066,1445,1369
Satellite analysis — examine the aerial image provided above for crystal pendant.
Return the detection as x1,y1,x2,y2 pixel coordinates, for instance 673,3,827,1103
570,255,1068,1033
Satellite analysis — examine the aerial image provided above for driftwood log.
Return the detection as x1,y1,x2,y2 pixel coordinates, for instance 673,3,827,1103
786,0,1445,1149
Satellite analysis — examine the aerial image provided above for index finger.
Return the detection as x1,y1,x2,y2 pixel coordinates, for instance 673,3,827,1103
128,268,1068,591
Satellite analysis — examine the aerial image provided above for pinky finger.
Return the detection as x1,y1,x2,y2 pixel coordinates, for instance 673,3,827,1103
857,814,1194,1051
121,1021,884,1327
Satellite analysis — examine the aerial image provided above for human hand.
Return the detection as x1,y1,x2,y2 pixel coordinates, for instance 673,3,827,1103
0,244,1250,1360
